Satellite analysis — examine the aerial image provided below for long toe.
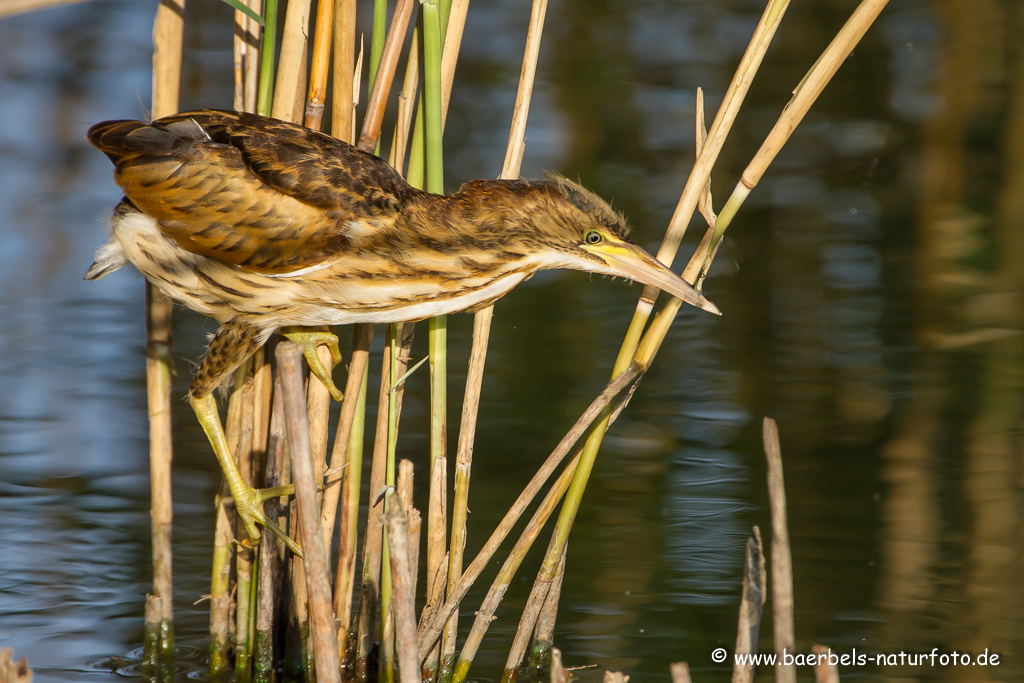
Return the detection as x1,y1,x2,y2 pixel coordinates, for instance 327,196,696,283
280,326,344,401
232,483,303,557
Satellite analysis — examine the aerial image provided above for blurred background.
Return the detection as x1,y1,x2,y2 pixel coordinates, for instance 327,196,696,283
1,0,1023,680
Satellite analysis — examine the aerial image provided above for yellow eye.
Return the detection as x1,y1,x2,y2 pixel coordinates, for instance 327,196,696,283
584,230,603,245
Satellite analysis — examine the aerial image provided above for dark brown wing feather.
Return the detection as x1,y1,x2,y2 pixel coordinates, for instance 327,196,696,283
87,110,418,274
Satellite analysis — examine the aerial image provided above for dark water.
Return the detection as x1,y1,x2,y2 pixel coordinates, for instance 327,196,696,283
2,0,1023,681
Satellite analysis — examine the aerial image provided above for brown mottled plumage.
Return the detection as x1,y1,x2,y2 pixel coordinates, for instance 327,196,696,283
86,109,718,552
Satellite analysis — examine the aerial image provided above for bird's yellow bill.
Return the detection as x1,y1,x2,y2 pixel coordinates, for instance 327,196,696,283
585,241,721,315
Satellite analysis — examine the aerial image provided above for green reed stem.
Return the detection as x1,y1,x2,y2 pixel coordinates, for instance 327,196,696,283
381,323,400,683
369,0,388,92
256,0,278,116
420,4,455,679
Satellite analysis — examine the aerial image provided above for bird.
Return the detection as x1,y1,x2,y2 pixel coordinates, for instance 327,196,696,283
86,108,719,553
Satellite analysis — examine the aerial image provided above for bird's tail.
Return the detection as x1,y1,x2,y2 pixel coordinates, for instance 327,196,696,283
87,118,206,164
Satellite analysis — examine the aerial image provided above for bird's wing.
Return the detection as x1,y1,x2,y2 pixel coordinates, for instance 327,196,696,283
87,110,414,274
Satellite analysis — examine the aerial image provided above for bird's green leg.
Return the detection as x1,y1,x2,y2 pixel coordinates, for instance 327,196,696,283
280,326,344,401
190,392,304,558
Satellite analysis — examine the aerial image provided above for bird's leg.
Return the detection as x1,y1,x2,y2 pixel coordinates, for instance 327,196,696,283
190,394,302,556
191,323,303,557
279,326,344,401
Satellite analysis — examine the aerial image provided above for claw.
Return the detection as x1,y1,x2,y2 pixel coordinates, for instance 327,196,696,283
280,326,344,401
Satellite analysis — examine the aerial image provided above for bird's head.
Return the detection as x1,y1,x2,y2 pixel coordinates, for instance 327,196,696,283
507,175,720,316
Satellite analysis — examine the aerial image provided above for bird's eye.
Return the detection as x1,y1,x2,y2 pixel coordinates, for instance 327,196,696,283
584,230,603,245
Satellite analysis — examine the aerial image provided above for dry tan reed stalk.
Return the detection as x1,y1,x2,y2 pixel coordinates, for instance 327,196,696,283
531,545,565,663
278,342,342,683
763,418,795,683
669,662,692,683
0,647,31,683
306,345,336,487
355,329,397,676
812,644,840,683
330,325,374,645
233,0,261,112
442,299,491,652
504,531,558,683
731,527,766,683
438,0,468,128
549,648,567,683
144,0,183,666
255,373,288,682
357,0,416,152
417,365,639,662
397,459,414,511
252,348,271,481
271,0,310,122
323,324,373,545
356,324,415,678
422,451,448,679
704,0,890,271
304,0,335,130
0,0,86,17
331,0,357,141
407,508,421,599
384,500,419,683
452,455,579,682
389,30,420,174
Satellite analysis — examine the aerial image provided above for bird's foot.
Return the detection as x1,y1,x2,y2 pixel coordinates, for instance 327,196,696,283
280,326,344,401
230,480,304,558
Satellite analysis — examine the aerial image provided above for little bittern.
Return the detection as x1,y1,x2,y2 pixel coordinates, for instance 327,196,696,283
87,109,718,552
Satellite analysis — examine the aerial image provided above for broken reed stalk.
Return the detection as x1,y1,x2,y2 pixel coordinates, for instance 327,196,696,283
670,662,692,683
529,545,566,673
731,528,766,683
811,644,840,683
278,342,341,683
763,418,795,683
143,0,183,668
385,496,420,683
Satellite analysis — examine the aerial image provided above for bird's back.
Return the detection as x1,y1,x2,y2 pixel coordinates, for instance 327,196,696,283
87,110,419,274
